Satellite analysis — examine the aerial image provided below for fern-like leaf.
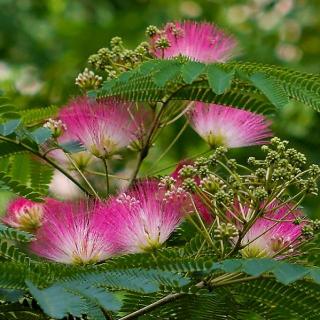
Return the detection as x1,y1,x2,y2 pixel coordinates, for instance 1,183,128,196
0,171,44,202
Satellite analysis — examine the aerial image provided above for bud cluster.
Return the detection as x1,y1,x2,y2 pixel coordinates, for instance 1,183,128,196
75,68,103,90
88,36,150,80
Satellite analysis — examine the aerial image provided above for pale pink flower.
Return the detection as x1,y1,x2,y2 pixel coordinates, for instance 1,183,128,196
150,21,237,62
59,97,143,158
30,201,115,264
98,181,186,253
235,201,305,258
3,198,48,233
188,102,272,148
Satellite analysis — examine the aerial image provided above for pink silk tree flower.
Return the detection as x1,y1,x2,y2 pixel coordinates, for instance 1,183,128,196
30,201,115,264
2,198,47,233
59,97,144,159
149,21,237,63
98,181,186,253
237,202,306,259
188,102,272,148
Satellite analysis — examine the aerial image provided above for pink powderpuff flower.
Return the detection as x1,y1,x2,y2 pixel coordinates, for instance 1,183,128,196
30,201,115,264
188,102,272,148
2,198,49,233
59,97,144,158
98,181,186,253
235,201,306,259
149,21,237,63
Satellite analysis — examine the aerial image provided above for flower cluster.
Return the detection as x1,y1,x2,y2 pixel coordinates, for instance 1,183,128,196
3,180,189,264
4,136,318,264
2,21,318,269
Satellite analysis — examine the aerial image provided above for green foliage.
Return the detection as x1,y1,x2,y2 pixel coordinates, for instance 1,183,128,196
29,127,52,145
0,119,22,136
94,59,320,119
0,142,25,159
0,302,47,320
59,140,86,153
181,61,206,84
0,171,43,202
0,98,20,120
234,279,320,320
30,160,54,195
207,64,235,95
249,72,289,109
21,106,59,126
0,224,33,242
27,280,121,320
1,22,320,319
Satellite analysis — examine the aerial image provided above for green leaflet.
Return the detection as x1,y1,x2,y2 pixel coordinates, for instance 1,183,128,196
152,60,182,87
0,119,21,136
181,60,206,84
29,127,52,145
207,64,235,95
250,72,289,109
0,99,20,120
25,268,188,319
59,140,86,153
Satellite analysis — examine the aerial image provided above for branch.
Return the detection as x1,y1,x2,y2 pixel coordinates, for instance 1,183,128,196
118,281,204,320
118,273,271,319
118,292,184,320
128,86,186,186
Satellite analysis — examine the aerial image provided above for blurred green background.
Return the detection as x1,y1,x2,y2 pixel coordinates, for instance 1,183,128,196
0,0,320,217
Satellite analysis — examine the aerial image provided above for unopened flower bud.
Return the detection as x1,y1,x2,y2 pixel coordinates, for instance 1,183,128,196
145,25,160,37
182,178,196,192
110,36,123,48
43,118,67,139
214,222,238,240
159,176,176,190
155,37,171,49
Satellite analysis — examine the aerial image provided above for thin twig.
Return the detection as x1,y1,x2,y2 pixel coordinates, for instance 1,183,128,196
85,169,129,180
65,153,101,200
102,157,110,196
118,292,185,320
0,135,91,196
147,120,189,174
